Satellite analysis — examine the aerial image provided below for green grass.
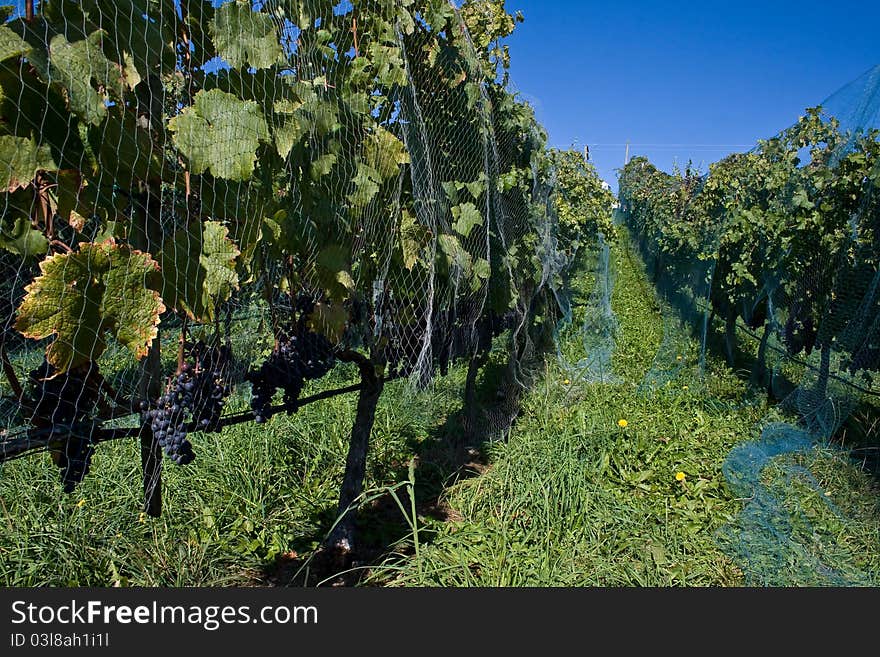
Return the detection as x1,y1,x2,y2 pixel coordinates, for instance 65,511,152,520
369,227,880,586
0,362,466,586
1,228,878,586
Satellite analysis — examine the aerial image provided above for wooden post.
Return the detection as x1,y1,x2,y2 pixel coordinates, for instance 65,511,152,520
139,336,163,517
132,186,165,517
326,350,385,556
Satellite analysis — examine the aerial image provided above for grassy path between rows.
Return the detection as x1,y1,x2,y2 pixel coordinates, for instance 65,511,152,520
371,227,880,586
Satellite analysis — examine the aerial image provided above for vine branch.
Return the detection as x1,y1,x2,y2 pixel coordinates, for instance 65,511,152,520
0,372,406,464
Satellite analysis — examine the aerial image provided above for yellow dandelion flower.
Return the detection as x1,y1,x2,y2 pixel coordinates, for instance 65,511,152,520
138,512,147,523
76,498,86,508
682,385,689,390
677,355,683,361
618,419,628,428
563,379,571,386
675,472,687,482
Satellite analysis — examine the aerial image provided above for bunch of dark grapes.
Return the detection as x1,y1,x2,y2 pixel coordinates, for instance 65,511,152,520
56,439,96,493
25,360,101,492
142,364,197,465
141,342,233,465
248,297,336,424
248,346,301,424
189,341,233,433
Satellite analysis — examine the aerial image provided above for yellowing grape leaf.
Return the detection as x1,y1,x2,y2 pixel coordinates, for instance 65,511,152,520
363,126,409,180
15,240,165,372
399,209,431,271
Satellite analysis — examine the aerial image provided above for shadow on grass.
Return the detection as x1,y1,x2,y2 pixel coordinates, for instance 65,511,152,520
259,356,533,587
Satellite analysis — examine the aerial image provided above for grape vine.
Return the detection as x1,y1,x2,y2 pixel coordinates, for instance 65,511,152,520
0,0,602,555
248,297,336,424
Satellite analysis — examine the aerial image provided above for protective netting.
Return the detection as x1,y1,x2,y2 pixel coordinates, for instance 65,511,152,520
619,68,880,585
555,230,619,385
822,64,880,157
0,0,588,546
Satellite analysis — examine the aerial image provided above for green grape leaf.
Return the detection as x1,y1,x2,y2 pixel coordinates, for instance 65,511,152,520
348,164,381,207
0,24,30,61
367,42,408,88
363,127,409,180
315,244,352,302
94,112,163,188
0,135,58,191
169,89,270,180
15,240,165,372
159,221,241,322
470,257,491,292
464,179,486,200
441,181,460,205
273,120,305,159
310,152,338,180
438,233,473,274
40,31,123,127
273,100,307,159
792,188,814,210
452,202,483,238
210,0,283,70
0,215,49,259
96,0,177,79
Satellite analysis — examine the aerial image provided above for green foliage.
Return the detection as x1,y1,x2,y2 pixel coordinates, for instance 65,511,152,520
0,135,57,191
0,215,49,259
0,24,30,61
169,89,271,180
158,221,241,323
0,0,579,382
548,148,615,247
35,31,125,127
210,0,283,70
0,1,584,525
619,109,880,370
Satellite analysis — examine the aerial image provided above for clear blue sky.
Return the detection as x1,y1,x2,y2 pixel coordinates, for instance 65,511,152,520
504,0,880,192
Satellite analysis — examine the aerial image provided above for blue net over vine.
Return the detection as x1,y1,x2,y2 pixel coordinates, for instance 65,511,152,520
619,64,880,586
554,231,620,385
822,64,880,157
